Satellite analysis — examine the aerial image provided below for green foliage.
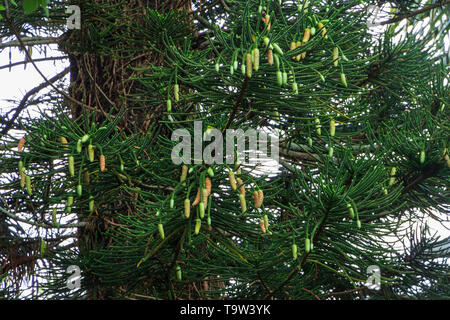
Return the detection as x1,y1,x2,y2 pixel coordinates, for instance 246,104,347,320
0,0,449,300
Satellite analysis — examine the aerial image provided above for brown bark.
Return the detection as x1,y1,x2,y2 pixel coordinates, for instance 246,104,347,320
58,0,217,300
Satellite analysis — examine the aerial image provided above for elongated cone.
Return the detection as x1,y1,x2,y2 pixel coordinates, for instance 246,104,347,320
260,220,266,233
236,178,245,195
18,137,25,152
253,190,263,208
184,199,190,219
274,53,280,69
292,82,298,95
20,169,26,188
88,144,94,162
263,214,269,231
25,175,32,195
76,139,82,153
68,156,75,177
205,177,211,198
258,190,264,207
273,43,283,56
239,193,247,213
158,223,165,239
194,218,201,235
420,150,425,164
301,28,311,59
267,49,273,66
305,238,311,253
315,117,321,135
60,137,69,150
347,203,355,219
100,154,106,171
89,196,94,212
229,171,237,191
276,71,283,86
252,191,259,208
292,243,298,260
332,47,339,67
340,73,348,87
192,187,201,207
199,201,205,219
282,72,288,86
180,165,188,183
246,53,252,78
253,48,260,71
174,84,179,102
330,119,336,137
176,265,182,281
263,14,271,30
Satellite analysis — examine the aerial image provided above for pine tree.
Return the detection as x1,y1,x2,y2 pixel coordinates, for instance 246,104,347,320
0,0,449,300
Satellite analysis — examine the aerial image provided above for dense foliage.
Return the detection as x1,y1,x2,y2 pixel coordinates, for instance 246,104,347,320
0,0,449,299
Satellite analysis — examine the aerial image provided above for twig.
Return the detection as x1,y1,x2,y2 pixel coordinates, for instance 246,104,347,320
0,67,70,137
0,36,60,49
0,206,87,229
257,272,272,295
302,288,321,300
4,15,98,117
323,287,366,299
378,0,450,25
402,163,443,194
265,206,332,299
222,76,249,133
0,55,68,71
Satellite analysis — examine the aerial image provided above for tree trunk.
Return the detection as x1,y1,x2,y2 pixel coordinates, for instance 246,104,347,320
60,0,193,299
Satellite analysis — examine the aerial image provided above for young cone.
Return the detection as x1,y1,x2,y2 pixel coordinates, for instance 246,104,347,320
236,178,245,195
18,137,25,152
192,187,201,207
100,155,106,172
260,219,266,233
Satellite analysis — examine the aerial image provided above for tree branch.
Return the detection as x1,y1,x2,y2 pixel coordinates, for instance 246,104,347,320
401,163,444,194
0,36,60,50
0,55,68,71
222,76,249,133
378,0,450,26
0,67,70,137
